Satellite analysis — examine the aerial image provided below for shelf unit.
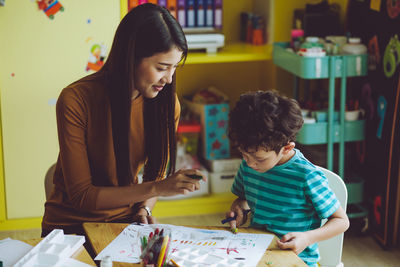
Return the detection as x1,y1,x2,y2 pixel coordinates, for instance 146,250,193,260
155,0,275,216
273,42,368,219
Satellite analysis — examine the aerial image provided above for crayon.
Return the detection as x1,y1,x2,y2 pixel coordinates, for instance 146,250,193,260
151,236,164,265
162,235,172,265
140,235,157,259
186,174,203,180
221,209,251,224
170,258,180,267
156,235,170,267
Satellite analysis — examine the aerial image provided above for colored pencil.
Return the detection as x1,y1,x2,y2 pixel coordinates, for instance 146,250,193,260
170,258,180,267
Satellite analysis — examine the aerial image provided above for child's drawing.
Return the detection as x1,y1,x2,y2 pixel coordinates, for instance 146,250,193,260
95,223,273,267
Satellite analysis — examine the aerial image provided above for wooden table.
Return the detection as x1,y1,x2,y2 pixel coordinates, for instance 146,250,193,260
83,222,307,267
24,238,96,266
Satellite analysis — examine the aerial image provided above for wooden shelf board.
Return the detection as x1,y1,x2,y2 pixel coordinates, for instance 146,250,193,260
185,43,272,64
153,193,236,217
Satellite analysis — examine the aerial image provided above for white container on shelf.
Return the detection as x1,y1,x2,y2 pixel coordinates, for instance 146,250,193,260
345,110,361,121
209,170,236,194
325,35,347,53
205,158,242,173
341,37,367,55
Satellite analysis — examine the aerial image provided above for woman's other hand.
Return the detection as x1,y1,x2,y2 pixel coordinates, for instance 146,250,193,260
133,208,157,224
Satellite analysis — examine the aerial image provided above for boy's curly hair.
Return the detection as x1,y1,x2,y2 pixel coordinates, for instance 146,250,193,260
228,90,304,153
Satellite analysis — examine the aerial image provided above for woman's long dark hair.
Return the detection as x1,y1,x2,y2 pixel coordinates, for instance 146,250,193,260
99,3,187,185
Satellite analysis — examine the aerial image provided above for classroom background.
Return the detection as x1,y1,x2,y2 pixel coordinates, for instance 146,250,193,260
1,0,400,266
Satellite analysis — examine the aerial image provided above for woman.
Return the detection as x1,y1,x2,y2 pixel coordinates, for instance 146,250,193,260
42,3,205,237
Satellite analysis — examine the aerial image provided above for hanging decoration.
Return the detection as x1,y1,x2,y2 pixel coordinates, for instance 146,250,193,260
376,95,387,139
86,43,107,72
36,0,64,20
370,0,381,12
387,0,400,19
383,34,400,78
368,35,380,71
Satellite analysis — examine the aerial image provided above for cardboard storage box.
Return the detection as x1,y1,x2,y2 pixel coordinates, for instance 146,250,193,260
183,98,230,160
210,170,236,194
205,158,242,172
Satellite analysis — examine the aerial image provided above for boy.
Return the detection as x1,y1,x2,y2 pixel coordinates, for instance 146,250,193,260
225,90,349,266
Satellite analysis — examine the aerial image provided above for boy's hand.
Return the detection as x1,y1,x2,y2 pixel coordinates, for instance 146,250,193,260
224,210,238,230
224,198,249,230
276,232,310,255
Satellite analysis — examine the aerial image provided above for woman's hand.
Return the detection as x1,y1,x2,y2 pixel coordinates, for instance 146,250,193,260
132,208,157,224
276,232,311,255
156,169,206,197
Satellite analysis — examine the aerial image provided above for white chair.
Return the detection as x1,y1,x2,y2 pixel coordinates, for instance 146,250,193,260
317,166,348,267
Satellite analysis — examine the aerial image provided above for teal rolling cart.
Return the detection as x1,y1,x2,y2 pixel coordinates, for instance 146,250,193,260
273,42,368,221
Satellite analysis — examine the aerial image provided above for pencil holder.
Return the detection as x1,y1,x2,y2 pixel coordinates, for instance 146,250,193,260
140,228,175,267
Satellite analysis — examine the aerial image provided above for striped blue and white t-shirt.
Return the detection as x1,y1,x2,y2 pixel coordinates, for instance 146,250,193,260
231,149,340,266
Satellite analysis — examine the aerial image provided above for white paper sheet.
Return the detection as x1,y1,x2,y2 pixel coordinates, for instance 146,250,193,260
0,238,33,267
95,224,274,267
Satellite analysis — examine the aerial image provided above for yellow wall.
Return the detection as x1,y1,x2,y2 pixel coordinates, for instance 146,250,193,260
0,92,5,223
0,0,120,229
